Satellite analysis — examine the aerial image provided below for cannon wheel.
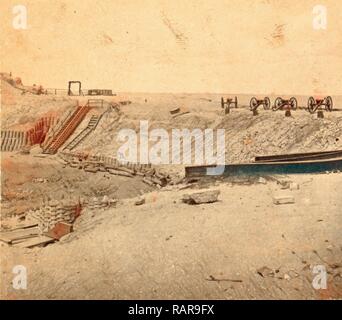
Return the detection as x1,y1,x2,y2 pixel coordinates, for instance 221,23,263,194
273,97,283,111
250,97,258,111
264,97,271,110
307,96,316,114
290,97,298,110
325,96,333,112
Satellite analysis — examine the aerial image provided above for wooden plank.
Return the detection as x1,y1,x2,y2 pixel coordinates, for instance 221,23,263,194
0,227,40,243
0,226,39,238
14,236,55,248
4,223,38,232
11,238,35,245
0,233,39,244
172,111,190,118
273,195,295,205
255,150,342,162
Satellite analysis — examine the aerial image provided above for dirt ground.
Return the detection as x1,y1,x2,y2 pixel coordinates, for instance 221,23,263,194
1,153,153,218
1,81,341,300
1,162,341,299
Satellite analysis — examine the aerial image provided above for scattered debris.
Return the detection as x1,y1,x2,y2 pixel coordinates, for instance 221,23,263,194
169,107,180,115
289,182,300,190
287,270,300,278
206,275,243,283
142,177,155,186
258,177,267,184
273,195,295,205
283,273,291,281
33,178,48,183
135,197,146,206
327,245,333,252
60,152,171,188
257,266,275,278
107,168,134,177
182,190,220,205
278,180,291,189
119,100,132,105
186,178,200,184
172,111,190,118
302,264,311,271
177,184,193,190
150,176,168,187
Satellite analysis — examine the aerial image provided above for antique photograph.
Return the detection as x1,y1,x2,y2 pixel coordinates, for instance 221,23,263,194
0,0,341,302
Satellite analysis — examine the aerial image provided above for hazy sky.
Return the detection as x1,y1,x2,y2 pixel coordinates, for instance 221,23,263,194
1,0,341,94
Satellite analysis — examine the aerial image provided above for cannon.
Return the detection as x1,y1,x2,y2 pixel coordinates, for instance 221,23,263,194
221,96,238,114
273,97,297,111
307,96,333,113
249,97,271,111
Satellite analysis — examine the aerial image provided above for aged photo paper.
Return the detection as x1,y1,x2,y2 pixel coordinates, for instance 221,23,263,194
0,0,341,300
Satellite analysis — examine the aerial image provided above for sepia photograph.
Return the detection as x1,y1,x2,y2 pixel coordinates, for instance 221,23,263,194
0,0,341,309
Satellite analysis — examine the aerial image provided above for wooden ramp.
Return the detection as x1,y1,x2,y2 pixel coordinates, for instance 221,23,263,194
63,114,103,151
42,105,91,154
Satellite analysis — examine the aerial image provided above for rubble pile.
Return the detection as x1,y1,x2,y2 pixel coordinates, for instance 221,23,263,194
218,111,342,163
59,152,173,188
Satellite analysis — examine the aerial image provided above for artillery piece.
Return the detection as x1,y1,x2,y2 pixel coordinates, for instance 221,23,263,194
249,97,271,111
307,96,333,114
273,97,297,111
221,96,238,114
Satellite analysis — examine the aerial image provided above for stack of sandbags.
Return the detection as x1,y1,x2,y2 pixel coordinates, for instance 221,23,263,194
27,201,79,233
87,196,117,210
